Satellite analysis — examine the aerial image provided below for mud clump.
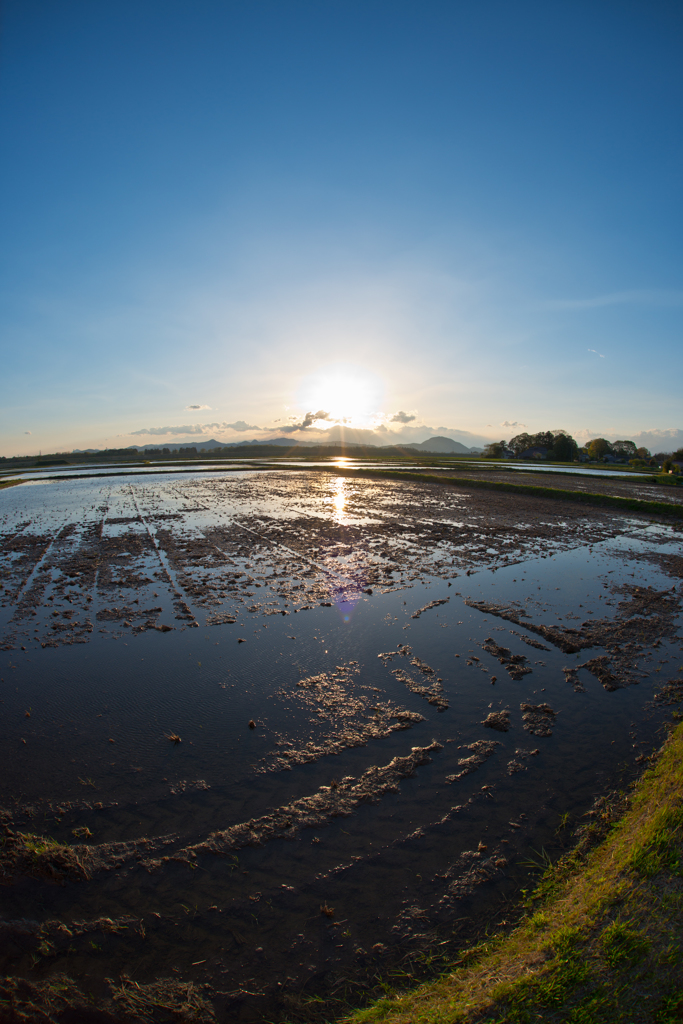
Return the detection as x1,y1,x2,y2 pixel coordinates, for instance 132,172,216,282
481,638,532,680
520,703,557,737
0,973,216,1023
266,661,425,770
482,709,511,732
506,748,540,774
179,743,443,859
446,739,501,781
580,657,620,692
467,585,681,690
563,666,586,693
391,667,448,711
0,831,90,884
381,645,448,710
411,598,449,619
652,678,683,706
0,832,179,885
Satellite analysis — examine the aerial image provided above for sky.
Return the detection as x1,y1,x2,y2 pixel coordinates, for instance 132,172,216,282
1,0,682,456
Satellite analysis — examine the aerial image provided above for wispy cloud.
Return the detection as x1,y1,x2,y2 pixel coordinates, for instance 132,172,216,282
545,289,683,311
390,410,416,424
588,348,605,358
129,423,206,436
280,410,331,434
130,420,261,436
500,420,525,428
24,430,31,435
185,404,211,410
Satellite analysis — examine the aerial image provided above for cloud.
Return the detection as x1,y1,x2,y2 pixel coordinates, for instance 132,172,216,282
130,420,262,436
390,410,416,424
545,289,683,310
588,349,605,358
280,410,331,434
130,423,218,436
24,430,31,435
224,420,260,432
500,420,526,428
185,404,211,410
574,427,683,451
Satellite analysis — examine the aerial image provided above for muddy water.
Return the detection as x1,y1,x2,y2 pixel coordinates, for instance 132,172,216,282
1,470,681,1020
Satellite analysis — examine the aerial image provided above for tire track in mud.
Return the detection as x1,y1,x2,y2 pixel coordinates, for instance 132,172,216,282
127,485,199,625
164,478,368,600
9,521,71,610
1,508,81,649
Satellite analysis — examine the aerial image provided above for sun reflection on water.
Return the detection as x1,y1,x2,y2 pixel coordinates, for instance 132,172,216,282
332,476,348,524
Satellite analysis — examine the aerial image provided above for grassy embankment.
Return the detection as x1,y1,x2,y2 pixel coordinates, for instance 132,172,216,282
344,720,683,1024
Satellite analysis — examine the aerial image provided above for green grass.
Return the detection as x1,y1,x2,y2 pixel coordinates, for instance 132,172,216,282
343,720,683,1024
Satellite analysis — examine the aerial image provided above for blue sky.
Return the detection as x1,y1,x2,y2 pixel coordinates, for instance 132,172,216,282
1,0,682,455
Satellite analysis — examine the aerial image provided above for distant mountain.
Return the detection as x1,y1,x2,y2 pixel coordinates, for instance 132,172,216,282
402,436,478,454
124,437,302,451
81,434,484,454
237,438,302,447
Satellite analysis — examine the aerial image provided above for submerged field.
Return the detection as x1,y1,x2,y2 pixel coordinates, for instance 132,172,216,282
0,465,681,1022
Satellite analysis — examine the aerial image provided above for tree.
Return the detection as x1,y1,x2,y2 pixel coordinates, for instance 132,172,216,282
508,432,532,457
611,440,637,460
586,438,612,460
549,432,578,462
482,441,508,459
635,447,651,459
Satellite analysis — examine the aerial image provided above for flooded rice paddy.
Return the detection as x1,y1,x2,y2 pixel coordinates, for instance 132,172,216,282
1,469,682,1021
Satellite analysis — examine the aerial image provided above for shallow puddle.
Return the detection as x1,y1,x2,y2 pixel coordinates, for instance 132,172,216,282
1,470,681,1020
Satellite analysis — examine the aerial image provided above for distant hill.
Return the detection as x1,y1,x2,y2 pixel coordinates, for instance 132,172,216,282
402,436,478,454
76,434,484,454
122,437,302,451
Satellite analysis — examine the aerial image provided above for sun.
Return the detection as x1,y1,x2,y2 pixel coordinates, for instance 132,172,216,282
298,366,382,426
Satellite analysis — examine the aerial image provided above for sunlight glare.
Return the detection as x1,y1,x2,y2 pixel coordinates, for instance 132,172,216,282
299,366,382,426
331,477,348,525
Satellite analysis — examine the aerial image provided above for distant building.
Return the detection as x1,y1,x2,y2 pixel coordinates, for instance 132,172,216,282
519,446,548,460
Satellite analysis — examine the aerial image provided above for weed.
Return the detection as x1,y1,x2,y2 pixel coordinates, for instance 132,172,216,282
519,846,553,873
600,921,650,968
656,990,683,1023
629,806,683,876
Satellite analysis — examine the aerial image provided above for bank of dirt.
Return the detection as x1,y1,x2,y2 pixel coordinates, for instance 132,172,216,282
344,718,683,1024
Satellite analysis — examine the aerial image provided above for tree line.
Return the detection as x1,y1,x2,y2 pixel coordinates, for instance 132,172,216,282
481,430,668,464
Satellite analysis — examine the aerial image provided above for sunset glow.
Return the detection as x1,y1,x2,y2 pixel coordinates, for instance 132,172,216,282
298,367,382,427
